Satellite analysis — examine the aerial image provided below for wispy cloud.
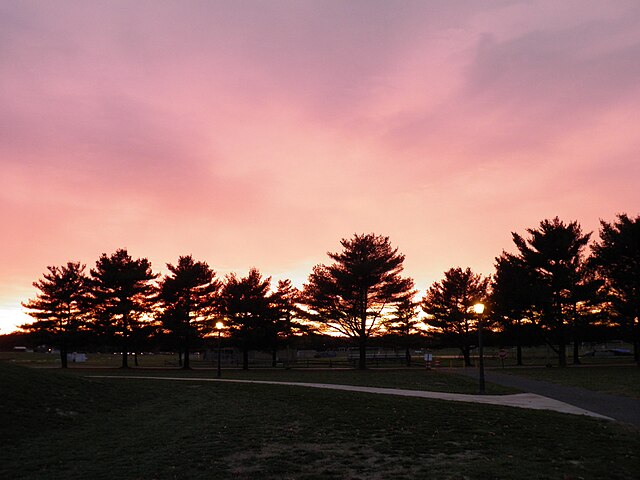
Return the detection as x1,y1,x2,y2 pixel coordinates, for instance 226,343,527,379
1,0,638,332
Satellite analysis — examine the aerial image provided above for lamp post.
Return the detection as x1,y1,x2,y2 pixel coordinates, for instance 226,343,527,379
473,303,486,394
215,321,224,378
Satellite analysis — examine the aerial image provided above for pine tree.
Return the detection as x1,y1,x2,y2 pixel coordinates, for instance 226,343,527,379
22,262,90,368
158,255,220,369
511,217,591,366
422,267,489,367
218,268,274,370
89,249,157,368
383,293,421,365
591,214,640,363
303,233,414,369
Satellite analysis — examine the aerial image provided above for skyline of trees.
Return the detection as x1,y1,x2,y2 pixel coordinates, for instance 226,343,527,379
20,214,640,367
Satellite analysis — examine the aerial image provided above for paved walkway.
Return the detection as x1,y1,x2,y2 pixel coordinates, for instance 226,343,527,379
451,368,640,427
90,375,614,421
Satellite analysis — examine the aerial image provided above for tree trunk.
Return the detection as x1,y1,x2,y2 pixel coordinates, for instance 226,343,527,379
558,324,567,367
515,319,523,366
405,346,411,366
121,317,129,368
558,342,566,367
358,335,367,370
571,302,580,365
634,318,639,365
183,341,191,369
358,292,368,370
60,344,68,369
462,346,472,367
572,338,581,365
271,347,277,367
121,337,129,368
285,344,292,368
242,347,249,370
553,300,566,367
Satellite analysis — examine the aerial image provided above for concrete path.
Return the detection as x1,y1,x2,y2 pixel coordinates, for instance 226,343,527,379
89,375,613,421
451,368,640,427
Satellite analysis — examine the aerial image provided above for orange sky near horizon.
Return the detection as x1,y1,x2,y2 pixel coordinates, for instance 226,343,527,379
1,1,639,334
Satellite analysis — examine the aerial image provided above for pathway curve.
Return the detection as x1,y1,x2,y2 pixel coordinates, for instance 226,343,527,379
89,375,612,421
449,368,640,427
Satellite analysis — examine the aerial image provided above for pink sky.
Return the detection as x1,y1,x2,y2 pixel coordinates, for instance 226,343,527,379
1,1,639,333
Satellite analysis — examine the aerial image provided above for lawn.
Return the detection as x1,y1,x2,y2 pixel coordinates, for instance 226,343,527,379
62,366,515,395
1,362,638,479
500,365,640,398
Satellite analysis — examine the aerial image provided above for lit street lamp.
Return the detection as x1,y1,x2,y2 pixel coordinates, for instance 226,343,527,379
215,321,224,378
473,303,486,394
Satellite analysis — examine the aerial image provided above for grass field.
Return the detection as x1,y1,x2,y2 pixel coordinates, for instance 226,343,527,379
61,367,516,395
500,365,640,398
2,362,638,479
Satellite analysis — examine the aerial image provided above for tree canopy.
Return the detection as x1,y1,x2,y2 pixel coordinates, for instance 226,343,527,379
491,252,541,365
89,249,158,368
158,255,220,369
16,213,640,370
422,267,489,367
218,268,274,370
511,217,591,366
382,292,421,365
303,233,414,369
591,213,640,363
22,261,90,367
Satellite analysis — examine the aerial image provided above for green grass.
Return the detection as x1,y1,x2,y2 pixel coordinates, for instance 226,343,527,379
501,365,640,398
0,351,178,368
1,362,638,479
62,366,515,395
214,368,517,393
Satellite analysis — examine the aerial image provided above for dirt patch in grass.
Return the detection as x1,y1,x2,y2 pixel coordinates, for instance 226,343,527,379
225,442,482,480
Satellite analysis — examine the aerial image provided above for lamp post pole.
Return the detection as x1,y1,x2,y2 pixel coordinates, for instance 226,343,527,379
474,303,486,394
216,321,224,378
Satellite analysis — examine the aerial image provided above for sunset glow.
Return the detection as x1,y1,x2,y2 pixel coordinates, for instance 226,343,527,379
1,1,639,333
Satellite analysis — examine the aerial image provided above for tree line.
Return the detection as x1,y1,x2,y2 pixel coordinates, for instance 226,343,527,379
21,214,639,368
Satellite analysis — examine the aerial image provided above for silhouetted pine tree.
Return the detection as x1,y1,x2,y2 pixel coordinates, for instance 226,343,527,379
271,279,308,367
157,255,220,369
491,252,542,365
22,262,90,368
303,233,414,369
511,218,591,366
89,249,157,368
218,268,274,370
382,293,421,365
422,267,489,367
591,213,640,364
